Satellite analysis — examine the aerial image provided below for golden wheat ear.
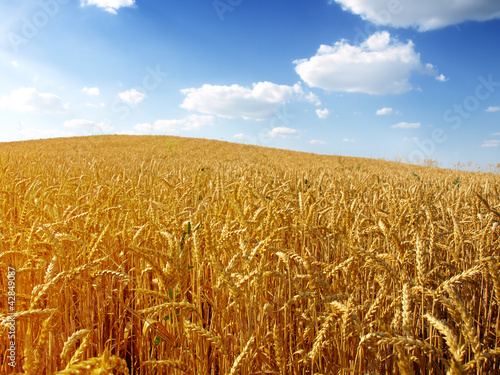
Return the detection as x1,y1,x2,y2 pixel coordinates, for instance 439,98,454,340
2,135,499,374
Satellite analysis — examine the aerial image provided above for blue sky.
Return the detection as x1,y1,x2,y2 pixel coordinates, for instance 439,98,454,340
1,0,499,168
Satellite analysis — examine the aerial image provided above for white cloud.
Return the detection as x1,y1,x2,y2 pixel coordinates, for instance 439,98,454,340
19,128,73,140
234,133,250,140
330,0,500,31
82,87,100,96
64,119,95,128
118,89,146,104
80,0,135,14
0,87,67,114
481,140,499,148
392,122,421,129
11,61,18,68
403,136,419,142
135,123,153,132
85,102,106,108
316,108,330,119
309,139,328,144
64,119,113,132
342,138,355,142
115,130,137,135
180,82,319,121
135,115,216,133
261,127,300,139
435,74,449,82
492,132,500,136
486,106,500,112
294,31,438,95
376,107,397,115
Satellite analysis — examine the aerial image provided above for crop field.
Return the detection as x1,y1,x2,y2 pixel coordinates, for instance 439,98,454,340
0,135,499,374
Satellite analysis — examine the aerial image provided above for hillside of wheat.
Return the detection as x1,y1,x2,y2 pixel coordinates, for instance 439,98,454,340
0,135,499,374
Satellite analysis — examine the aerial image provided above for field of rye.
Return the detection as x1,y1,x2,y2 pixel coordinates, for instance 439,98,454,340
0,135,499,375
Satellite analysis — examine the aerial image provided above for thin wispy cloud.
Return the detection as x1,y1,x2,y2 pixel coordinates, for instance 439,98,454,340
82,87,100,96
135,115,216,133
234,133,250,140
64,119,113,132
0,88,67,114
392,122,421,129
19,128,73,140
376,107,398,115
486,106,500,112
310,139,327,144
481,140,499,148
262,127,301,139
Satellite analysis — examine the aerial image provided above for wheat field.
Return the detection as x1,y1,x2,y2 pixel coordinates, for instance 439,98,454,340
0,135,499,374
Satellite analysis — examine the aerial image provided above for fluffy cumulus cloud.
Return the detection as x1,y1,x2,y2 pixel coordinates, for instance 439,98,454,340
0,87,67,113
435,74,449,82
180,82,319,121
392,121,421,129
329,0,500,31
294,32,437,95
118,89,146,104
316,108,330,119
481,140,499,148
135,115,216,133
80,0,135,14
82,87,100,96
